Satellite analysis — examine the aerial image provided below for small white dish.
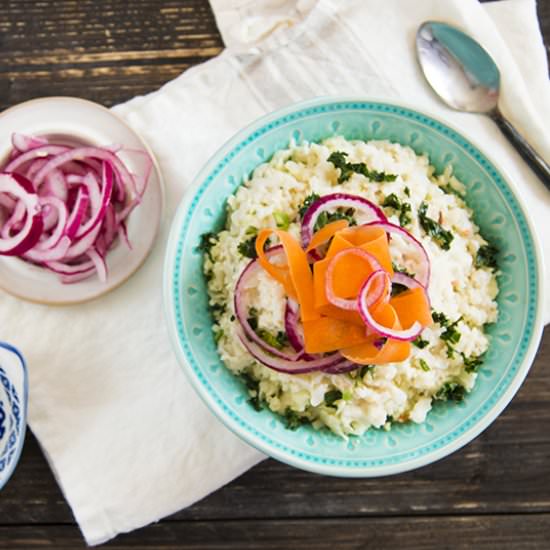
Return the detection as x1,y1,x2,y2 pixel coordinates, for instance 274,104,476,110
0,342,27,491
0,97,164,305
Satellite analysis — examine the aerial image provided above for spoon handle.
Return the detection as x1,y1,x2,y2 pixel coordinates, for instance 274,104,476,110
490,108,550,191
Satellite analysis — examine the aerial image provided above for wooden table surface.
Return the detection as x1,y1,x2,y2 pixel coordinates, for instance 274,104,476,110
1,1,549,548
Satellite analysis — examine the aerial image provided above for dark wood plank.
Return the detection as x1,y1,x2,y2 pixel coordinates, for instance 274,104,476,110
0,515,549,549
0,0,223,110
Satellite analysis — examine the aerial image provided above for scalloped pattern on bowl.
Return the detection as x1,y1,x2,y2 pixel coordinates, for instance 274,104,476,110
164,98,543,477
0,343,27,490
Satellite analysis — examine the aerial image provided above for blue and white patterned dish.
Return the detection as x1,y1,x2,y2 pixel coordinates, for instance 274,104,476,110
0,342,27,490
164,97,544,477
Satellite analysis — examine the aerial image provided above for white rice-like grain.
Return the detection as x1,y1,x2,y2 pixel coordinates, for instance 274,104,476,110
204,137,498,437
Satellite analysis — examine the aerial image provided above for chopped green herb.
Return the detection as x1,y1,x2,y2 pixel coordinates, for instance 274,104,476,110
342,390,353,401
399,202,412,226
284,408,307,430
198,232,218,259
440,183,464,198
213,328,224,343
382,193,401,209
463,353,484,373
435,382,466,402
440,318,462,346
475,244,498,269
391,283,409,297
247,307,289,350
404,186,411,197
238,235,258,258
327,151,397,183
247,307,259,331
238,229,268,258
432,311,449,325
380,193,411,226
413,336,429,349
324,389,343,407
418,359,430,372
359,365,374,378
209,302,225,317
418,202,454,250
240,372,263,411
240,372,259,392
298,193,320,217
432,311,461,355
273,211,290,230
313,208,356,231
249,395,263,411
258,329,288,350
393,264,415,278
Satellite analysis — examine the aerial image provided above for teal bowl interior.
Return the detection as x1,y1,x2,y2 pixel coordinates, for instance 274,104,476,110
164,98,543,476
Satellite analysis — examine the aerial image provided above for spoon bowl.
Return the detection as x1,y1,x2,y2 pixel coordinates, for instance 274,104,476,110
416,21,500,113
416,20,550,189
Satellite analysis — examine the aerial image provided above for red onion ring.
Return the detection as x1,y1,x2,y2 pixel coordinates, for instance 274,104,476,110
323,360,359,374
11,133,48,153
300,192,387,249
236,326,346,374
284,298,304,353
325,248,384,311
358,270,422,342
364,221,431,288
0,173,44,256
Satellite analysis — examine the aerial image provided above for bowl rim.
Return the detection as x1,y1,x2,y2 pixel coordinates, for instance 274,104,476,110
0,342,28,491
163,96,545,477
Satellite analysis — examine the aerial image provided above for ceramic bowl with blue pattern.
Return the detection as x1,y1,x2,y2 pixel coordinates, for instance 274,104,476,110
0,342,27,490
164,98,544,476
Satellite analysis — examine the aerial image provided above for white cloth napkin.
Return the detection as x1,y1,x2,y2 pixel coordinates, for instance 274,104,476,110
1,0,548,545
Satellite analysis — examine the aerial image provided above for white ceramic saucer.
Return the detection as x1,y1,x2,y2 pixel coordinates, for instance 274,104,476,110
0,97,164,305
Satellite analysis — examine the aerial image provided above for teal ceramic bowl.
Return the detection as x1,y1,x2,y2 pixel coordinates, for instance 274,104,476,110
164,97,544,477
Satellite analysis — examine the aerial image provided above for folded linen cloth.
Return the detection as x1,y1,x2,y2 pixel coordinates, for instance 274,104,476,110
1,0,548,545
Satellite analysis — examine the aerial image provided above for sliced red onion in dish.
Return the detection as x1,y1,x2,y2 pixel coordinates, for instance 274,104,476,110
87,248,107,283
65,186,90,239
76,162,114,238
1,201,26,239
300,192,387,249
11,133,48,153
34,196,67,251
358,270,422,342
236,325,346,374
3,145,70,175
0,133,151,283
363,221,431,288
118,220,131,250
42,169,69,203
33,146,137,198
324,248,384,311
0,173,44,256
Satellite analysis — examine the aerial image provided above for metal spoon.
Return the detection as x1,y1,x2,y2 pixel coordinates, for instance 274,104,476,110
416,20,550,190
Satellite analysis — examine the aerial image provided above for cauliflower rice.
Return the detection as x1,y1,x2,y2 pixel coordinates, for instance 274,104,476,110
203,137,499,437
